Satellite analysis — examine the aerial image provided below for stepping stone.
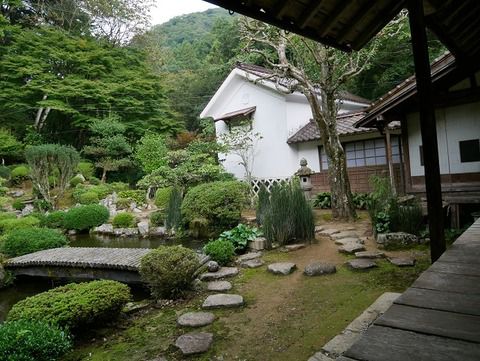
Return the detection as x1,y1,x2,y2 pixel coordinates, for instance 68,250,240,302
314,226,324,233
202,294,244,309
267,262,296,275
177,312,215,327
283,243,306,252
338,243,366,254
388,257,416,267
332,231,359,240
175,332,213,355
241,258,264,268
237,252,262,263
346,259,377,270
207,281,232,292
355,250,385,259
319,228,340,236
199,267,239,281
335,237,362,246
304,262,336,276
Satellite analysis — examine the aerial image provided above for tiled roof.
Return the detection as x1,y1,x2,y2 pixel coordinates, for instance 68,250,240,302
235,63,371,105
214,106,256,122
287,112,400,144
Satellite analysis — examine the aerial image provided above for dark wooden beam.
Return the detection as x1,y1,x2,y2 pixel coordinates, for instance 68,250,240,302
272,0,290,20
317,0,350,37
407,0,446,262
298,1,324,29
336,1,377,44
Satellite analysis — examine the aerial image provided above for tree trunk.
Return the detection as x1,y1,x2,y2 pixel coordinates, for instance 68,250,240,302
101,168,107,183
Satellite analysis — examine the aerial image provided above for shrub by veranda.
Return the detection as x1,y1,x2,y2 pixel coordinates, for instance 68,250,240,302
181,181,248,233
63,204,109,231
154,187,172,209
0,320,72,361
8,280,131,331
41,210,67,228
204,239,235,266
112,212,135,228
139,246,199,299
218,224,262,253
1,227,68,257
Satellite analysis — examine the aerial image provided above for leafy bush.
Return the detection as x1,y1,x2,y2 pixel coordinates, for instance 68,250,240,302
112,212,135,228
109,182,130,193
166,187,182,231
10,165,30,184
33,198,52,212
154,187,173,209
263,181,315,246
116,197,131,209
118,190,145,205
0,166,11,180
352,192,369,210
0,186,8,196
76,161,95,179
0,197,10,210
78,191,100,205
218,224,262,253
41,211,66,229
63,204,109,231
12,199,25,211
389,198,423,236
89,176,101,185
181,181,248,234
0,216,40,234
139,246,199,299
313,192,331,209
203,239,235,266
256,185,269,225
373,211,390,234
1,227,68,257
8,280,131,331
150,210,165,227
0,320,72,361
69,174,85,187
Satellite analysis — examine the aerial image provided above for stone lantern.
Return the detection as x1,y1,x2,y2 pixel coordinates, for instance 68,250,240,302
295,158,314,199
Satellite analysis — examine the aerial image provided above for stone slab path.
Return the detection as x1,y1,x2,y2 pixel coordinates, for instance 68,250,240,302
199,267,239,281
207,280,232,292
267,262,296,275
177,312,215,327
175,332,213,355
202,294,244,309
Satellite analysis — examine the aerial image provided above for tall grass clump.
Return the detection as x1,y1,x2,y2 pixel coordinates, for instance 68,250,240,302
255,184,269,225
262,181,315,247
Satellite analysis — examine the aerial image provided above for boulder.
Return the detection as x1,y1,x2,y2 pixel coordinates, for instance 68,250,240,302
132,207,142,213
376,232,420,249
248,237,266,251
137,221,149,236
346,259,377,270
21,204,34,217
304,262,336,276
8,190,24,198
150,226,166,236
113,227,139,236
338,243,366,254
388,257,416,267
199,267,239,281
354,250,385,259
177,312,215,327
236,252,262,263
207,281,232,292
206,261,219,272
202,294,244,309
175,332,213,355
240,258,264,268
93,223,114,234
267,262,296,275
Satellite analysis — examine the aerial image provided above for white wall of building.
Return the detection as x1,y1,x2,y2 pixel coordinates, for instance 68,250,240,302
407,101,480,177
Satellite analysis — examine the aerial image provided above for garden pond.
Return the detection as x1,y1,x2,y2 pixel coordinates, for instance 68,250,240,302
0,233,205,322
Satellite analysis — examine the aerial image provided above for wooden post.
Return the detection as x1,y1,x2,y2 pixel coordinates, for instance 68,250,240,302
407,0,446,262
384,126,396,196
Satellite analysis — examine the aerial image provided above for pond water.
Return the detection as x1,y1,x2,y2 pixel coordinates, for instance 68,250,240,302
0,233,206,323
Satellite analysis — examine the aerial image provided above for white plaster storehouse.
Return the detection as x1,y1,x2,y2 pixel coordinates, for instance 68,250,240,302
200,63,400,191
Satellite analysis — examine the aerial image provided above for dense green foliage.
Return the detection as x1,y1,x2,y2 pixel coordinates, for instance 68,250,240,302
112,213,136,228
78,191,100,204
0,320,72,361
165,187,182,231
1,227,68,257
41,211,67,229
76,162,95,180
135,133,169,174
149,210,165,227
154,187,173,209
10,165,29,184
8,280,131,331
0,216,40,234
139,246,199,299
218,224,262,253
203,239,235,266
262,182,315,246
0,128,22,165
313,192,332,209
181,181,248,234
63,204,109,231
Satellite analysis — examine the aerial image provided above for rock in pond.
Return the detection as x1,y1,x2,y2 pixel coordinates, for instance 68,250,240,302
346,259,377,270
304,262,336,276
388,257,416,267
202,294,244,309
177,312,215,327
241,258,264,268
150,226,166,236
137,221,149,236
207,281,232,292
199,267,239,281
206,260,219,272
267,262,296,275
175,332,213,355
93,223,114,234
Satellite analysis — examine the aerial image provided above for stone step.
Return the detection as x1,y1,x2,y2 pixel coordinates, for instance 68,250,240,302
346,259,377,270
207,281,232,292
332,231,359,240
338,243,366,254
199,267,239,281
202,294,244,309
267,262,296,275
388,257,416,267
177,312,215,327
240,258,264,268
355,250,385,259
236,252,262,263
304,262,336,276
175,332,213,355
334,237,362,246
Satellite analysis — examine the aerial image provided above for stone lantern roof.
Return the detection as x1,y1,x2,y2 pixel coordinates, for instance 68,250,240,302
295,158,314,176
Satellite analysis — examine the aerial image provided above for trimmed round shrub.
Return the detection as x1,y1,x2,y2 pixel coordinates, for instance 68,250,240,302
118,190,145,205
154,187,173,209
0,165,11,180
181,181,248,233
69,174,85,187
12,199,25,211
116,197,131,209
78,191,100,205
41,211,66,229
63,204,109,231
10,165,29,184
150,210,165,227
76,161,94,179
203,239,235,266
112,212,135,228
139,246,199,299
0,216,40,234
7,280,131,331
89,176,101,185
1,227,68,257
0,320,72,361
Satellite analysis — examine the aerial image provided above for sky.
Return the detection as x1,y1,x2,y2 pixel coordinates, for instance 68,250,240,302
151,0,218,25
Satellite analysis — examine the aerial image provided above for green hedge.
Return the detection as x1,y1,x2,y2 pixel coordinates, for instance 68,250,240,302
139,246,199,299
63,204,109,231
149,210,165,227
78,191,99,204
181,181,248,234
0,216,40,234
204,239,235,266
154,187,172,209
8,280,131,331
1,227,68,257
41,211,67,229
0,320,72,361
112,212,136,228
